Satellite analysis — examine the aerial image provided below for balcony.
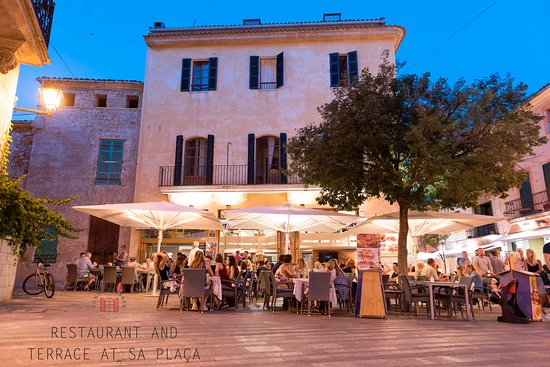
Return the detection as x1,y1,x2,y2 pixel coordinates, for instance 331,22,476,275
466,223,499,238
503,190,550,219
31,0,55,47
159,164,302,187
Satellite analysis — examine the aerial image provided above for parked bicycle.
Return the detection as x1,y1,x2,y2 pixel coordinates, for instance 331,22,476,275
22,257,55,298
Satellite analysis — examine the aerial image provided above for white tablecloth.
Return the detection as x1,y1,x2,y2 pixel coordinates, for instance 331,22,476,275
208,275,222,300
292,278,337,305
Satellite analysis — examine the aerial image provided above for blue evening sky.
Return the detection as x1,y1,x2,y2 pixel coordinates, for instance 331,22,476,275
13,0,550,119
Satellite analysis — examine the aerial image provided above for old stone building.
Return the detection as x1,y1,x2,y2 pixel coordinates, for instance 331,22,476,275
131,15,403,264
8,77,143,283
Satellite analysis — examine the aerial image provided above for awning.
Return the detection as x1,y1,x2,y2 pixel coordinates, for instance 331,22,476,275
499,227,550,242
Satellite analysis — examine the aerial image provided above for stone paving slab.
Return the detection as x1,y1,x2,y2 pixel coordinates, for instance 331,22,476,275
0,290,548,366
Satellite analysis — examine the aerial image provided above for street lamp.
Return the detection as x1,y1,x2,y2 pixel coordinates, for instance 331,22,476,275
13,87,63,116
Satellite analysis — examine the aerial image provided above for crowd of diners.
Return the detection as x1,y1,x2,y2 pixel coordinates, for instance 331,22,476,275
75,242,550,311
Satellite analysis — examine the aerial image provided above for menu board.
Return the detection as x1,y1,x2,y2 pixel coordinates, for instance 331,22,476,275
381,233,399,255
356,234,382,270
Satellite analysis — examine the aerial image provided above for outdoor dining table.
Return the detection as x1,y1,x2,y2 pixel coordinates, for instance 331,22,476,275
138,270,155,293
415,280,474,321
292,277,337,305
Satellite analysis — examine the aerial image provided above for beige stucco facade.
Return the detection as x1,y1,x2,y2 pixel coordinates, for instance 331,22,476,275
134,19,404,259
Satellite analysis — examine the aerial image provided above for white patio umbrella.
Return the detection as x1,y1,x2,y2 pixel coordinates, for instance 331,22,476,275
351,210,505,237
222,205,359,233
73,201,223,294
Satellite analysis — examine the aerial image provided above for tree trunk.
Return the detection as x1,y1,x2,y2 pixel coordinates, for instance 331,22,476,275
397,204,409,275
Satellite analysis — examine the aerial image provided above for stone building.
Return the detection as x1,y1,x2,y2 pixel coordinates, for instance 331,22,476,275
131,15,404,264
8,77,143,283
0,0,55,301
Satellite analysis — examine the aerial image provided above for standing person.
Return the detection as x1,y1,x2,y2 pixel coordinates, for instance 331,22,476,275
489,251,505,274
525,248,543,274
116,246,129,267
77,252,97,290
457,251,472,266
188,241,201,265
473,248,494,277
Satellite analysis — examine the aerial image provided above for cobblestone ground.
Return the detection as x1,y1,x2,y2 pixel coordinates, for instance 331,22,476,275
0,288,549,366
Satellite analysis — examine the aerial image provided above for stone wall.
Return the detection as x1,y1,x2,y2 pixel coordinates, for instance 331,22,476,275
8,78,143,283
6,121,33,177
0,238,17,302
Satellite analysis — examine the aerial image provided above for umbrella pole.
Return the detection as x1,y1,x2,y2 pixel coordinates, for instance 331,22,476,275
150,230,163,296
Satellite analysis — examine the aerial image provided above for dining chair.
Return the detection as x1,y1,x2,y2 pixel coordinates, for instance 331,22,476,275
180,268,210,313
267,271,295,313
307,271,331,317
120,266,139,293
65,263,88,291
399,275,431,317
102,266,118,292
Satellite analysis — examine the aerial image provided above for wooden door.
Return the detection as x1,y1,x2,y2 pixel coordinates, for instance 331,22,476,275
87,216,120,264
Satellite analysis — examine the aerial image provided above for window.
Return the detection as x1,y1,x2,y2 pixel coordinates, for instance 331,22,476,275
329,51,358,87
249,53,284,90
62,93,75,107
546,110,550,133
97,94,107,107
96,139,124,185
126,95,139,108
543,163,550,193
181,58,218,92
256,136,280,184
184,138,207,184
33,226,58,263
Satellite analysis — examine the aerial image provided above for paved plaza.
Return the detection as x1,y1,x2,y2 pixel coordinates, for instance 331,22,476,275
0,287,549,367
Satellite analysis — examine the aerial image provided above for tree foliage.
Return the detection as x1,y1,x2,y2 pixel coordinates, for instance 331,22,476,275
0,128,79,258
287,57,545,273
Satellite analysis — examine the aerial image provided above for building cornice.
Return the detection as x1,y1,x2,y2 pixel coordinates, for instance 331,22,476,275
145,20,406,51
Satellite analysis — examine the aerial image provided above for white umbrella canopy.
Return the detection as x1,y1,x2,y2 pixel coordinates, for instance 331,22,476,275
73,201,223,232
351,210,504,236
222,205,359,233
73,201,223,295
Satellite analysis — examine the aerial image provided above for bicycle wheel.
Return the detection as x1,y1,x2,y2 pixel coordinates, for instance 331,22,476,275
22,273,43,295
44,274,55,298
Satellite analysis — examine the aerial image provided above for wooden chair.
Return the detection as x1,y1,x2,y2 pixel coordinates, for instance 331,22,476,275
180,268,210,313
221,272,249,311
266,271,294,313
307,271,331,317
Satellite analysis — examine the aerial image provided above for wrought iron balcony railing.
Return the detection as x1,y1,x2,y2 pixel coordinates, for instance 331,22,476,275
159,164,301,187
503,190,550,219
466,223,499,238
32,0,55,47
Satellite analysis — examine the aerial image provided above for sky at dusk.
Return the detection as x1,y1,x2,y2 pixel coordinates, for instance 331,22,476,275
13,0,550,119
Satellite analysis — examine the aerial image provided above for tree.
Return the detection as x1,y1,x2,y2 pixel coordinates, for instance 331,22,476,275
0,129,79,259
287,58,545,275
419,234,450,274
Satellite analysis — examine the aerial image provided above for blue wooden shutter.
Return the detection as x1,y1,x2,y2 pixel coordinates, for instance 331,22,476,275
174,135,184,185
329,53,340,87
280,132,287,184
519,177,534,210
249,56,259,89
347,51,358,86
276,52,284,88
206,135,214,185
247,134,255,184
208,57,218,90
181,59,191,92
543,162,550,193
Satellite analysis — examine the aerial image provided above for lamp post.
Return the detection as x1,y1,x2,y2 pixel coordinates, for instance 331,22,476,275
13,87,63,116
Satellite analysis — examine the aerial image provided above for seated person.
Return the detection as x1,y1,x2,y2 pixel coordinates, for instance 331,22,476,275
294,258,309,278
389,262,399,282
77,251,97,291
420,258,447,281
138,258,153,272
275,254,296,287
415,262,425,278
464,264,484,293
126,257,139,267
255,260,270,277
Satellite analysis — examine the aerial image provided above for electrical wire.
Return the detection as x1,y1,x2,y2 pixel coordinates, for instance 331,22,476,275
50,43,76,78
404,0,501,73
